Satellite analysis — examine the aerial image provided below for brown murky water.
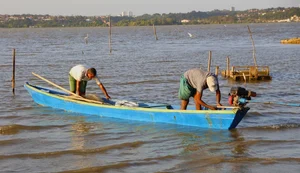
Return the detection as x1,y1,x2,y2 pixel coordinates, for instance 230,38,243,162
0,23,300,172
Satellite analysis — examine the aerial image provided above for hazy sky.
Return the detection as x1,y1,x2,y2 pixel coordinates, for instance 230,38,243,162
1,0,299,16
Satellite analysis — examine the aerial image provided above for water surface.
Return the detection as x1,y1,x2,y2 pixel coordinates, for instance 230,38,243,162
0,23,300,172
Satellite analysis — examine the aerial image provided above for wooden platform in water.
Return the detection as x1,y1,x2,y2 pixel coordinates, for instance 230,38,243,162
221,66,271,81
281,38,300,44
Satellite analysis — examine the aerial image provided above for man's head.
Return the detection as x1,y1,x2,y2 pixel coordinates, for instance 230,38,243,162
207,76,218,92
87,68,97,79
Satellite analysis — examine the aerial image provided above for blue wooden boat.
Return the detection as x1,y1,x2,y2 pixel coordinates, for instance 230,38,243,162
24,82,249,130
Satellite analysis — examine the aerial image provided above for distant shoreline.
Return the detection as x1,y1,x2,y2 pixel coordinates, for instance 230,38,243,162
1,7,299,28
1,22,300,29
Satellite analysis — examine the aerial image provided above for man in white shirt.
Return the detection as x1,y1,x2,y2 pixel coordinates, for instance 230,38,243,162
69,64,111,99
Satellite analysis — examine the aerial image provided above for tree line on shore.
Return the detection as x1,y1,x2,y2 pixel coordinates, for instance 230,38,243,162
1,7,299,28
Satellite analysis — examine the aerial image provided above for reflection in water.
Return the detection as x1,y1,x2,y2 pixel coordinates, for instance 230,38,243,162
229,129,248,173
70,120,95,171
179,129,233,154
230,129,247,155
71,121,91,150
170,129,251,173
0,124,22,135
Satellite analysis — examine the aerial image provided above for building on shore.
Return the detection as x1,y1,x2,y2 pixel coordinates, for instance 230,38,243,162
128,11,133,17
181,19,190,23
121,11,133,17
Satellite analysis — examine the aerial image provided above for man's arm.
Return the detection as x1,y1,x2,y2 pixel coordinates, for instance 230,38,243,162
194,91,217,110
98,83,111,99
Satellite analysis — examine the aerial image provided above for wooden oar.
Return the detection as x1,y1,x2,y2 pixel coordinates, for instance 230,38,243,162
31,72,106,105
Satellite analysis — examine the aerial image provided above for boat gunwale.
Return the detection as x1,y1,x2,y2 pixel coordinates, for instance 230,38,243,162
25,82,239,115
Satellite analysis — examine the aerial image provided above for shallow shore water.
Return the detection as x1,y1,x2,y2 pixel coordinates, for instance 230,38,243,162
0,23,299,172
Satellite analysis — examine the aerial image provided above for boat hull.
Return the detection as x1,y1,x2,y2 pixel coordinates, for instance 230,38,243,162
24,82,249,130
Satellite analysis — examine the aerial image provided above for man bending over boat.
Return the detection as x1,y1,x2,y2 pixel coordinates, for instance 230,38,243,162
69,64,111,99
178,68,222,110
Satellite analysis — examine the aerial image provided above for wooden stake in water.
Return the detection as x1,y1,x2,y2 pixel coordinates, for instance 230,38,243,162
153,24,158,40
243,73,247,82
12,49,16,95
109,16,112,54
247,25,258,66
226,56,230,77
215,66,219,76
207,51,212,72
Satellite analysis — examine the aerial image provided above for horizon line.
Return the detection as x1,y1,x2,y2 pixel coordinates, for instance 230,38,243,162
1,6,299,17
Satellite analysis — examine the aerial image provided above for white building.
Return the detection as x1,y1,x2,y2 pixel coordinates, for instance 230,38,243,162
181,19,190,23
121,11,127,17
230,7,235,12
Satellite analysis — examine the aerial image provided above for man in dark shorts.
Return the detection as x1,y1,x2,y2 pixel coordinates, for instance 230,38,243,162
178,68,222,110
69,64,111,99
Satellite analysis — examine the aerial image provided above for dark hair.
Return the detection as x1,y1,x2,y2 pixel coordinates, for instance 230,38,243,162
87,68,97,76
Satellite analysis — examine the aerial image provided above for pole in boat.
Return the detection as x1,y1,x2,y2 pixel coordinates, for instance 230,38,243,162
12,48,16,95
31,72,106,105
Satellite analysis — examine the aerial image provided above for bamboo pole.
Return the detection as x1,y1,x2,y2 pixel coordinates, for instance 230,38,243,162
153,24,158,40
247,25,258,67
31,72,106,105
12,49,16,95
109,16,112,54
207,51,212,72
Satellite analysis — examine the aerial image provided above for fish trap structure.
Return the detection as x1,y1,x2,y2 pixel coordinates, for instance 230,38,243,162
221,65,271,81
220,26,271,81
